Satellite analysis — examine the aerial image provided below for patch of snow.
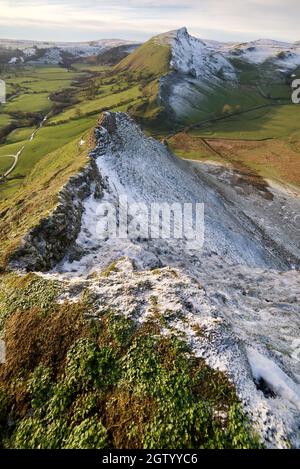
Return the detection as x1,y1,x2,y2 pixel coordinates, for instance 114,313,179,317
1,38,138,65
220,39,300,69
247,347,300,411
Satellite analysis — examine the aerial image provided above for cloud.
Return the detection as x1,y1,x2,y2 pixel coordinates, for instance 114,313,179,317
0,0,299,42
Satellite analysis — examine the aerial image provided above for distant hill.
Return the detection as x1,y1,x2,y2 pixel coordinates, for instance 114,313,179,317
0,38,139,66
82,44,140,66
115,27,300,126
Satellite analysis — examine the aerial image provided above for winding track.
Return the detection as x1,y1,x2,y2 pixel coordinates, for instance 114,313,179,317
0,115,47,181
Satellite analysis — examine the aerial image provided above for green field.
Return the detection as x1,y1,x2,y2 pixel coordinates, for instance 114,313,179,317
0,155,14,174
192,104,300,140
0,113,12,128
72,63,111,72
0,140,24,158
4,92,52,114
50,84,142,123
0,115,98,197
0,63,147,207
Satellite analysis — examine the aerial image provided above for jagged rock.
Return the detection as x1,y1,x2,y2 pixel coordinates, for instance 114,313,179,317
8,158,105,272
98,111,117,134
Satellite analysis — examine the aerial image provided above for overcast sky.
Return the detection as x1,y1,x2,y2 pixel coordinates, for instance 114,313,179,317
0,0,299,43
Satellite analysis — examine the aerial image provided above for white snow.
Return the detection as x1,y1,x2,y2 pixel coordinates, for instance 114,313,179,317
216,38,300,69
48,113,300,447
169,28,237,81
247,347,300,411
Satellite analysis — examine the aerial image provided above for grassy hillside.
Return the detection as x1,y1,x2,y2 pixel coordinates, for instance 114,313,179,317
115,35,171,76
0,132,93,269
0,44,299,451
0,64,148,200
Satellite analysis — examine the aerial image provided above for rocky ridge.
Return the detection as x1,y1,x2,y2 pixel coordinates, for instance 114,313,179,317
7,112,300,448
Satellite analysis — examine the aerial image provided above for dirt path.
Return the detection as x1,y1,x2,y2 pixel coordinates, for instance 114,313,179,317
0,115,48,180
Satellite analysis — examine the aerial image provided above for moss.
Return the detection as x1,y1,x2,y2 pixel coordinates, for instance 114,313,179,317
0,273,60,330
0,274,262,449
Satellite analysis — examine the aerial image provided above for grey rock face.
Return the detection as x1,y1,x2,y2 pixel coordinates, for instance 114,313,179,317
8,158,105,272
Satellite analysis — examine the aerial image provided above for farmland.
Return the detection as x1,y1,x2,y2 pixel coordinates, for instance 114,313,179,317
0,63,146,202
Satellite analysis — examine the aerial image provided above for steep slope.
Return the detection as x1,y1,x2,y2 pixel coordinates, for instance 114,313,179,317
117,28,240,125
7,112,300,447
115,32,172,76
116,28,300,126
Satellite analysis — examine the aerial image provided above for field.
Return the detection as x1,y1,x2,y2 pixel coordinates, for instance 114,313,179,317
168,102,300,188
50,84,142,124
163,61,300,188
0,63,145,202
0,62,150,267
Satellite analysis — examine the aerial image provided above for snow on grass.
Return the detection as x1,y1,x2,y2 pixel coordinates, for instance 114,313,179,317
247,347,300,411
169,28,237,81
219,38,300,69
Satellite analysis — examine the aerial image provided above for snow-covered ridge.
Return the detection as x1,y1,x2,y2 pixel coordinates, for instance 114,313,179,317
167,27,237,80
222,38,300,68
43,111,300,447
154,27,300,74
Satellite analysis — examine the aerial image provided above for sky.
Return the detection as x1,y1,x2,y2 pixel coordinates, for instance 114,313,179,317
0,0,299,43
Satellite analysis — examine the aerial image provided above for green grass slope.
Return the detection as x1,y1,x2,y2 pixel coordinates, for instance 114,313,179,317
0,131,93,269
115,35,171,77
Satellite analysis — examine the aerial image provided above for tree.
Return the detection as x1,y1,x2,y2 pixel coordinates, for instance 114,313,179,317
86,81,98,100
222,104,232,114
